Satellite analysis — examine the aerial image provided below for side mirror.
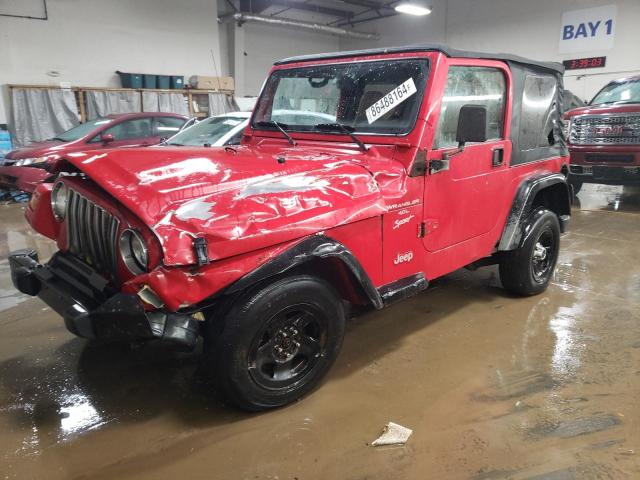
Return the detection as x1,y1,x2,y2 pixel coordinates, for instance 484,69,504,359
456,104,487,146
434,104,488,173
101,133,115,144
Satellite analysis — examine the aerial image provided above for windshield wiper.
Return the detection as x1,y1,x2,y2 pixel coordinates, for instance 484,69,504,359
255,120,296,146
314,123,368,152
50,137,68,142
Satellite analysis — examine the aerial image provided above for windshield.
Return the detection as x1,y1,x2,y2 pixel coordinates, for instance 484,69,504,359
591,79,640,105
52,118,113,142
166,116,245,146
253,58,430,135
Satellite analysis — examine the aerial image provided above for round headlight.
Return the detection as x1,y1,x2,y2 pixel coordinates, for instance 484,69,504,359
119,229,148,275
51,182,69,221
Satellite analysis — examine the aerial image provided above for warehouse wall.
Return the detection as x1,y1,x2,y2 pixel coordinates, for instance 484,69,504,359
3,0,639,127
340,0,640,103
446,0,640,102
229,22,340,97
0,0,223,124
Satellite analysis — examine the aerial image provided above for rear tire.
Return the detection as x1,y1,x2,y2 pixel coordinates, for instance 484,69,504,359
499,208,560,296
205,275,345,411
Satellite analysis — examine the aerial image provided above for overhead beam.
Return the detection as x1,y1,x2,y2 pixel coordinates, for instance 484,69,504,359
334,0,396,11
336,12,397,26
220,12,380,39
239,0,271,14
269,0,354,19
332,0,398,27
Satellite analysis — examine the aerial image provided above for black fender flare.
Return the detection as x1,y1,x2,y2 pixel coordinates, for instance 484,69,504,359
224,234,384,309
498,172,570,251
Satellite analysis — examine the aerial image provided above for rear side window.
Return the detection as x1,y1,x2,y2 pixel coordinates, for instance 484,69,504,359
155,116,186,137
518,74,557,150
434,66,506,148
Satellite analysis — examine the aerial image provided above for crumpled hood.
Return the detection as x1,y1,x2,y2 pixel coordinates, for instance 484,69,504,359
66,145,391,265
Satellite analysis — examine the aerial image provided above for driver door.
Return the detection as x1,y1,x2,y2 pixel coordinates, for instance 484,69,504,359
423,63,511,252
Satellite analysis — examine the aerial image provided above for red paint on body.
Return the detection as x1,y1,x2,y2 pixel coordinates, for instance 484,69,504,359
25,51,568,312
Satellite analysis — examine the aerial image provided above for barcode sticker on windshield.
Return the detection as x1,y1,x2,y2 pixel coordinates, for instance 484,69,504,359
366,78,417,124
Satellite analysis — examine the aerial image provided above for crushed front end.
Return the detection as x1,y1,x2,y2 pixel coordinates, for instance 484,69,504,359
9,249,199,349
10,177,200,350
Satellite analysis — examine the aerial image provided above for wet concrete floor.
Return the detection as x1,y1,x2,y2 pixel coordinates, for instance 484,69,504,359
0,184,639,479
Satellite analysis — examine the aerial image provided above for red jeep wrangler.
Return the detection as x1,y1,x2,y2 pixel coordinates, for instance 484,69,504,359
10,45,571,411
565,75,640,193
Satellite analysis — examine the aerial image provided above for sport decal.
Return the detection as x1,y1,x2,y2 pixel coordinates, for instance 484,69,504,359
393,214,415,230
366,78,417,124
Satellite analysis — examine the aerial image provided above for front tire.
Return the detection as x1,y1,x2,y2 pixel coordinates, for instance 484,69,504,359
499,208,560,296
569,178,583,195
206,275,345,411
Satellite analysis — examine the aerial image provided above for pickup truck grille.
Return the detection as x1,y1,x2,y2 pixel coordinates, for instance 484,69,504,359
66,189,120,279
570,114,640,145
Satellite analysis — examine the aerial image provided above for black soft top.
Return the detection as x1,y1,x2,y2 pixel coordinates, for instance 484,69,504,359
274,43,564,74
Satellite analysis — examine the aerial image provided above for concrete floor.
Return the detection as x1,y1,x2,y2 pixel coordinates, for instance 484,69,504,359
0,184,639,479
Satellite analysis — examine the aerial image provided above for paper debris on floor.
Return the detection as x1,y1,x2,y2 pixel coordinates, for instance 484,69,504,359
371,422,413,446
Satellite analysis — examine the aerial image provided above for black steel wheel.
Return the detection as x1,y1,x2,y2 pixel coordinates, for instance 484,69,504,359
531,227,557,282
205,275,345,411
500,208,560,296
248,305,329,390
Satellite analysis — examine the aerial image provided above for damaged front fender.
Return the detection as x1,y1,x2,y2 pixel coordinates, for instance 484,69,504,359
123,232,383,313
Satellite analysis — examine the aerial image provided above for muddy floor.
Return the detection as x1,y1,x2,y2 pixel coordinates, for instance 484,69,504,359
0,184,639,479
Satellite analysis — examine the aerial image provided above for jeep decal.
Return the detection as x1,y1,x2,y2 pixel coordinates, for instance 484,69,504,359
393,251,414,265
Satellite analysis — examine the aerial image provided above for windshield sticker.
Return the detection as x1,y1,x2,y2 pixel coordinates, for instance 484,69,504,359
366,78,417,124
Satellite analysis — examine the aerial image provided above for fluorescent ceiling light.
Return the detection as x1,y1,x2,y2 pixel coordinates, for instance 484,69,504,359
395,3,432,16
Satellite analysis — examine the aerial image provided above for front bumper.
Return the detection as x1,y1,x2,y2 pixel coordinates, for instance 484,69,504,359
0,165,52,193
569,164,640,185
568,144,640,185
9,250,199,350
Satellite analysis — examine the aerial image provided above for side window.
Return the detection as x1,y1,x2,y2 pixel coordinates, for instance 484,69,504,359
434,66,506,149
154,117,186,137
92,118,153,142
518,74,557,150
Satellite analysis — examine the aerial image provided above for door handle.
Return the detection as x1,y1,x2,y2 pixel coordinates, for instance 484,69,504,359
492,147,504,167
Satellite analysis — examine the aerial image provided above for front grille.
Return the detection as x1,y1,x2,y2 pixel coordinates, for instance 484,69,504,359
66,189,120,279
570,114,640,145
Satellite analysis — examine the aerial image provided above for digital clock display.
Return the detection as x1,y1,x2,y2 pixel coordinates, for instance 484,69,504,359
563,56,607,70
